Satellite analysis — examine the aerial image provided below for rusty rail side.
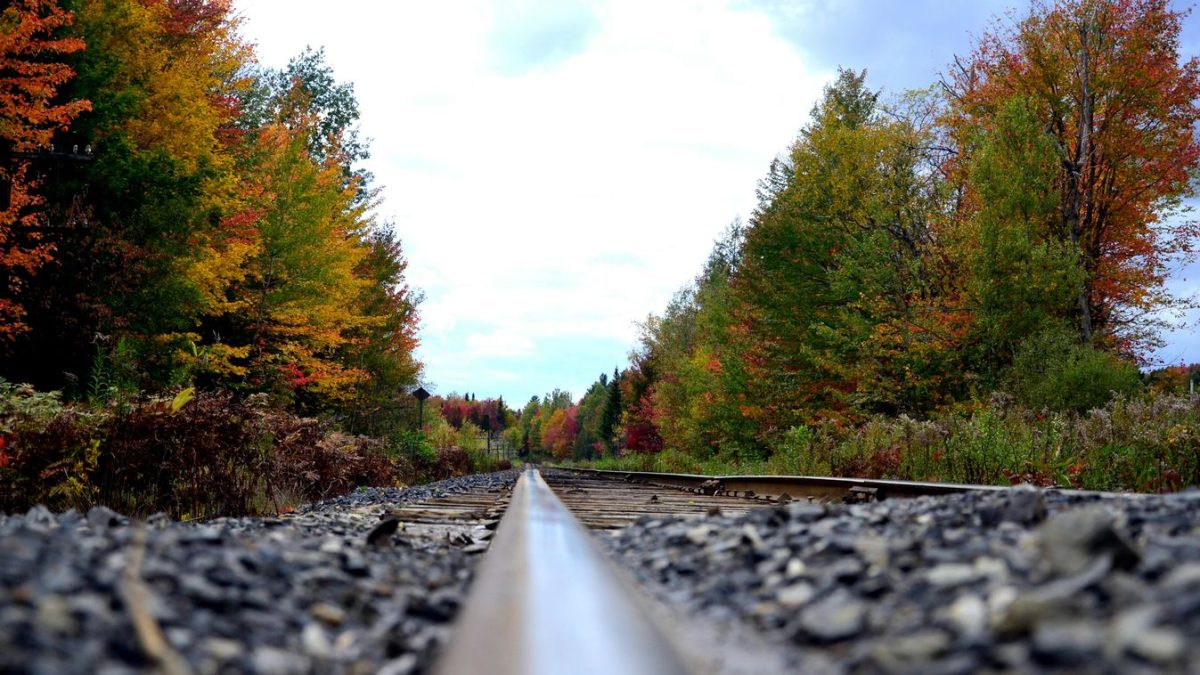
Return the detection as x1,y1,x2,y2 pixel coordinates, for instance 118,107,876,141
433,466,693,675
557,467,1010,502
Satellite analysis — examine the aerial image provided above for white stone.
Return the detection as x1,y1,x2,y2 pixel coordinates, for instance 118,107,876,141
776,582,815,609
925,563,976,588
785,558,807,579
686,525,711,545
946,594,987,639
302,623,332,658
1129,628,1184,663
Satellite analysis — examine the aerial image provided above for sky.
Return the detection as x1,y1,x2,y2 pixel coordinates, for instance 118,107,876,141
237,0,1200,404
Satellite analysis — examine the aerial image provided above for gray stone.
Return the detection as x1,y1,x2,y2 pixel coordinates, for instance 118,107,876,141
786,503,827,523
1001,486,1046,525
145,512,172,529
1160,561,1200,590
686,525,712,545
300,622,332,658
871,629,953,671
944,593,987,640
854,535,890,568
250,646,307,674
824,557,865,583
741,524,765,548
1031,620,1103,665
180,573,227,606
996,555,1112,634
34,595,75,635
310,602,347,626
24,505,57,530
1036,507,1139,576
86,506,123,530
1127,627,1184,664
203,637,244,661
342,550,369,576
784,558,807,579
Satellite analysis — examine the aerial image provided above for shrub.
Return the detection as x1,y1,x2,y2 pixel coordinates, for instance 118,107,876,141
2,409,103,513
433,447,472,479
1007,326,1141,412
1,380,103,513
96,393,264,518
265,412,398,508
1,388,417,518
766,425,829,475
423,413,459,450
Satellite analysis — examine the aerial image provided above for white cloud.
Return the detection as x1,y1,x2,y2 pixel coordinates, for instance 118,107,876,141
236,0,829,400
464,331,536,358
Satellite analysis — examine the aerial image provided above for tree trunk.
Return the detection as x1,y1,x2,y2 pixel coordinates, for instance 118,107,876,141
1065,19,1095,345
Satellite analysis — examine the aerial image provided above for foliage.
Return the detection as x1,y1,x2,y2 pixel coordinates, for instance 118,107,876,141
572,392,1200,494
961,97,1085,374
565,0,1198,494
1006,325,1142,412
0,0,90,341
0,0,422,448
944,0,1200,354
0,387,406,517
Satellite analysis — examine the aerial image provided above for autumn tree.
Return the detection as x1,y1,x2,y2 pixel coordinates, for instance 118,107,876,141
222,117,372,403
945,0,1200,355
328,228,421,434
540,405,578,459
730,69,961,437
0,0,89,342
641,222,754,454
3,0,247,391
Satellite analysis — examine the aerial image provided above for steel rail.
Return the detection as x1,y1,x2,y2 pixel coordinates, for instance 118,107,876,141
558,467,1010,501
433,466,694,675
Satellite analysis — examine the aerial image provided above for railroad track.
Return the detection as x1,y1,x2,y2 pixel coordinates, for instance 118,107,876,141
10,467,1186,673
430,465,988,674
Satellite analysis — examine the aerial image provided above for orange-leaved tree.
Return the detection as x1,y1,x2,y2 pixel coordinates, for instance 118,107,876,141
945,0,1200,356
0,0,89,341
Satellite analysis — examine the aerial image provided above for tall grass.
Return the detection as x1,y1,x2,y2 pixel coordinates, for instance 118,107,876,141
568,393,1200,493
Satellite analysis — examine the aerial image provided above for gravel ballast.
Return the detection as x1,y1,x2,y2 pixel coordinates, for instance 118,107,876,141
605,486,1200,674
0,471,517,674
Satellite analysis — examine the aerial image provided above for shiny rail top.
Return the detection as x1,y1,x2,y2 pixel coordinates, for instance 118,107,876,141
433,466,693,675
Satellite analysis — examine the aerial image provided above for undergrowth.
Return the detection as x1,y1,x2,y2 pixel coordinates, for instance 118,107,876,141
0,382,453,519
568,393,1200,493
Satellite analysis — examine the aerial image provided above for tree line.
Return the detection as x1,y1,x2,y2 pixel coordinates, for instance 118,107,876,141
525,0,1200,474
0,0,421,434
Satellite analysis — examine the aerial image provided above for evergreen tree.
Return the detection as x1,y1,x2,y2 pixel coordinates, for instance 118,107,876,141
598,367,622,450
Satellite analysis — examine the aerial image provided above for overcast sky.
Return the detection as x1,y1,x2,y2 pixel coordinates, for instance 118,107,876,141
237,0,1200,404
